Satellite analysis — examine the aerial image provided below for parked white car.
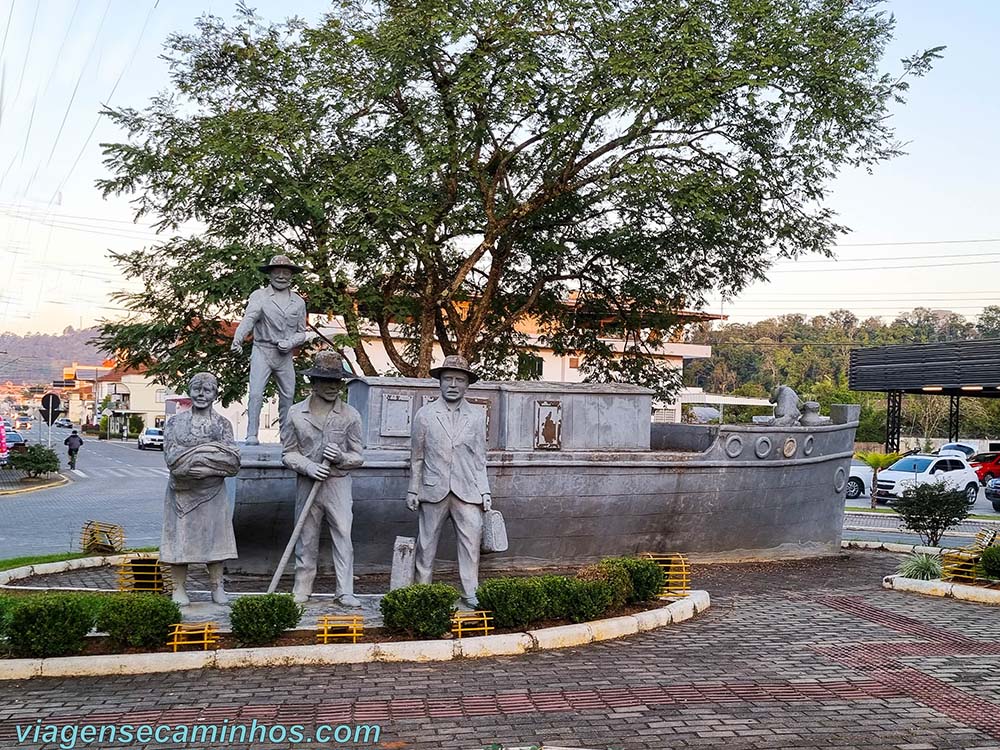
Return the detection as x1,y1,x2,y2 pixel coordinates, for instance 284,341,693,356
137,427,164,450
846,459,874,500
874,454,980,505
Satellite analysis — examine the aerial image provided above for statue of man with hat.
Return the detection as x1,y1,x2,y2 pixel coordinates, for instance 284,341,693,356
281,350,364,605
231,255,315,445
406,355,491,607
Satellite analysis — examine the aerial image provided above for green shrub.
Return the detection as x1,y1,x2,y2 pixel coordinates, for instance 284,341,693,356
229,594,303,645
380,584,458,638
598,557,665,603
896,552,942,581
537,575,577,620
893,481,970,548
564,579,615,623
96,594,181,649
10,445,60,477
981,547,1000,579
476,578,548,629
577,563,631,609
5,594,94,657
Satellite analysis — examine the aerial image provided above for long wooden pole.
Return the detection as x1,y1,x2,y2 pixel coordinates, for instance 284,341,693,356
266,458,330,594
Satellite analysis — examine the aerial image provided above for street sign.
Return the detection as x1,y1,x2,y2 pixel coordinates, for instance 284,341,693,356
52,380,76,388
39,393,61,426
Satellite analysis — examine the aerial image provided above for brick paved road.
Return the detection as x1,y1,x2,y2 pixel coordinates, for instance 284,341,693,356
4,551,1000,750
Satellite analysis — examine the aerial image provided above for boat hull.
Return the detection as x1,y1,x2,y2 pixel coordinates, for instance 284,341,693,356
230,421,855,575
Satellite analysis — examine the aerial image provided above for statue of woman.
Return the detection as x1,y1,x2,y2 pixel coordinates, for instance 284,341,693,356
160,372,242,605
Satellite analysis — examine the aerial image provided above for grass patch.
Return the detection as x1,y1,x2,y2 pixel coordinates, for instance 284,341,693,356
0,548,159,572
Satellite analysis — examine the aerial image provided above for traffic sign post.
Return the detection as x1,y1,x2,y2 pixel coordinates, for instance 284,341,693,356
40,393,61,449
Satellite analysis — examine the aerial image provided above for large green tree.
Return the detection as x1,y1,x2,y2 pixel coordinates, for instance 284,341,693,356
97,0,939,403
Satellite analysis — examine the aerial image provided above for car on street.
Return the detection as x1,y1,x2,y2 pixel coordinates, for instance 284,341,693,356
137,427,164,450
874,453,980,505
846,459,874,500
13,415,31,431
969,452,1000,484
4,430,28,455
53,418,73,429
936,442,977,459
984,478,1000,512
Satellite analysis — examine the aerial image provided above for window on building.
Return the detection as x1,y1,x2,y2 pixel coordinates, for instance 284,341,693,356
155,389,167,403
568,357,580,369
516,353,544,380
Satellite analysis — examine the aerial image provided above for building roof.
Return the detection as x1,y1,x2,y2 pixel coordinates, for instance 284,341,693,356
96,365,148,383
849,340,1000,397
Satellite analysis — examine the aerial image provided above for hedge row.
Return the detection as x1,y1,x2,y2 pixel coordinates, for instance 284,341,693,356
478,556,664,630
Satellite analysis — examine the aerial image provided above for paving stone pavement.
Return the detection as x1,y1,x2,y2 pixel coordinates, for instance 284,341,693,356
5,550,1000,750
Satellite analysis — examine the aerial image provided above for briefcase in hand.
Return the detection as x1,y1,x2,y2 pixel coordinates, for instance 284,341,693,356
481,509,508,553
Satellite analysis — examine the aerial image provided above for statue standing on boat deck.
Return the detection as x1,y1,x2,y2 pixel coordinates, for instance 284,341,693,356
281,351,364,606
769,385,804,426
407,355,491,608
161,372,242,606
231,255,315,445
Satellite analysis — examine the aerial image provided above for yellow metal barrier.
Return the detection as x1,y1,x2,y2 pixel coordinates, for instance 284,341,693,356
117,556,169,593
167,622,220,652
80,520,125,554
316,615,365,644
451,610,494,638
641,552,692,598
942,528,999,583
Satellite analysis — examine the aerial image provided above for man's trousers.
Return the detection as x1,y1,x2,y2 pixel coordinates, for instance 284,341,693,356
246,344,296,441
293,475,354,598
414,492,483,599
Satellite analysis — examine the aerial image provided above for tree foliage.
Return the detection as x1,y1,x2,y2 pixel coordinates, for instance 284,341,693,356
687,307,1000,442
97,0,939,402
892,481,969,548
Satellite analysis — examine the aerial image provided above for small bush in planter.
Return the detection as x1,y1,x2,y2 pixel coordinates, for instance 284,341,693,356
537,575,576,620
577,563,631,609
599,557,664,603
564,579,615,623
895,552,942,581
10,445,60,478
893,481,970,548
981,547,1000,579
229,594,303,645
5,594,94,657
381,584,458,638
476,578,548,629
96,594,182,649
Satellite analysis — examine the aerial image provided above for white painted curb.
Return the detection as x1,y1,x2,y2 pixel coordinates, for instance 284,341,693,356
0,554,147,587
0,592,709,680
842,540,950,555
883,574,1000,605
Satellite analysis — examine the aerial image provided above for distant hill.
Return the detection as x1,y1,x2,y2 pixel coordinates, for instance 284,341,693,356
0,328,108,385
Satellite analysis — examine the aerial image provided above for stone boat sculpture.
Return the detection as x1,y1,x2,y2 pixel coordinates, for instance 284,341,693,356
231,379,858,575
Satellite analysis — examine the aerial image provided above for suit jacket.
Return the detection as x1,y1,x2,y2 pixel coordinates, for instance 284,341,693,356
282,397,364,483
407,397,490,504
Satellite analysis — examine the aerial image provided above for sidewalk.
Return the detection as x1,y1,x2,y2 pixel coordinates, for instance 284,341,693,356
0,467,67,495
4,551,1000,749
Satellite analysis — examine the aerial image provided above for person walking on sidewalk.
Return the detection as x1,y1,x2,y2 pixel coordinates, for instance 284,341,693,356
64,430,84,470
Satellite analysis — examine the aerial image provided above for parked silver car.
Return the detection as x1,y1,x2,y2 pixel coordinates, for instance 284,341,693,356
137,427,164,450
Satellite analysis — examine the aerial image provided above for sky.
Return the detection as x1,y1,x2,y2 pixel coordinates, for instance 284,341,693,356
0,0,998,335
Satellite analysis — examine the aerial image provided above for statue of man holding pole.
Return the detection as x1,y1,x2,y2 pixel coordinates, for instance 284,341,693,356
278,351,363,605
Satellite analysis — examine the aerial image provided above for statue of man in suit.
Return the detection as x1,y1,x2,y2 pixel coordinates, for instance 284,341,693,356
406,355,491,607
231,255,315,445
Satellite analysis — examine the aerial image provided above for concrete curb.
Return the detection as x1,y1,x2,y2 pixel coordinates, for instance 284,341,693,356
0,592,710,680
0,554,146,586
0,474,69,496
883,574,1000,605
841,540,949,555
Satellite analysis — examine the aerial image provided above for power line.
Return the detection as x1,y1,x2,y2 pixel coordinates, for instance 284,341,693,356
779,250,1000,265
836,237,1000,247
770,258,1000,274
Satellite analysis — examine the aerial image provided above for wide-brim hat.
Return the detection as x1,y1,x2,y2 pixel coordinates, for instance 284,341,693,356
258,254,304,274
303,351,356,381
429,355,479,384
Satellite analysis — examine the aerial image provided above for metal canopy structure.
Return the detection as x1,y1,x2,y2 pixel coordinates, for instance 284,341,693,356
849,340,1000,452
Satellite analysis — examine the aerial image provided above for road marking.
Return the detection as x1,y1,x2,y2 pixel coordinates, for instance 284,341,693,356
72,469,88,478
